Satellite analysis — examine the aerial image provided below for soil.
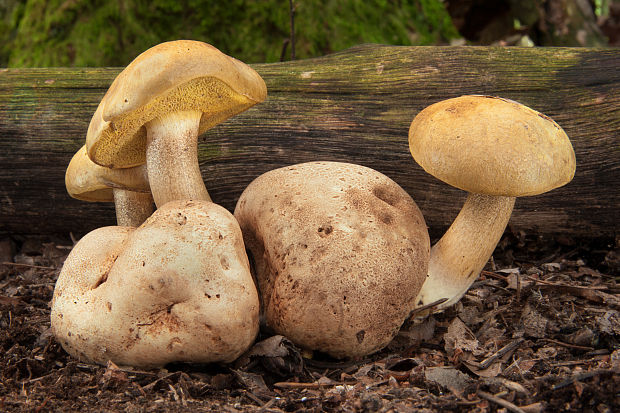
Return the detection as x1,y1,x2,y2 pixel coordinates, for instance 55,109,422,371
0,231,618,412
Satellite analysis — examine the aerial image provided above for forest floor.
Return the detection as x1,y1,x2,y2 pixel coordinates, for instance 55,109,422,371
0,231,618,412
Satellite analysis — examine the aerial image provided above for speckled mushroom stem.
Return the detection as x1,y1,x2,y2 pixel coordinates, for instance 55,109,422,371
113,189,154,227
414,193,515,314
145,110,211,207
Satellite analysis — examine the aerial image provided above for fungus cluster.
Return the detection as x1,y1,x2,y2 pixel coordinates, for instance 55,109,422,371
233,95,575,358
52,40,265,368
53,41,576,368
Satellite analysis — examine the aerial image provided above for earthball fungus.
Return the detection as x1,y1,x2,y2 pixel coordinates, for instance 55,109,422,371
66,145,153,227
234,161,430,358
51,200,260,368
409,95,576,314
85,40,267,207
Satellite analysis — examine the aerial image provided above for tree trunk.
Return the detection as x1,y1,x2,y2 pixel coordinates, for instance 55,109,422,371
0,45,618,237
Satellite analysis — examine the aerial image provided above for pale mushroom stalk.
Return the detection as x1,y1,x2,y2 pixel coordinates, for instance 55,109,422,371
66,145,153,227
145,110,211,207
415,194,515,310
113,189,155,227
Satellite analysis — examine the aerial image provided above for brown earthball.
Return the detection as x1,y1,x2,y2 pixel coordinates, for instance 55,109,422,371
51,199,259,368
234,161,430,358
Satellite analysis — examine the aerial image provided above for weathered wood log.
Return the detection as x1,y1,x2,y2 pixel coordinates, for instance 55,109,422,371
1,45,618,237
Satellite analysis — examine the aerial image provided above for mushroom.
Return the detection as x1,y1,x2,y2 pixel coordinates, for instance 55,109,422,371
66,145,153,227
234,161,430,358
409,95,576,314
85,40,267,207
51,199,260,368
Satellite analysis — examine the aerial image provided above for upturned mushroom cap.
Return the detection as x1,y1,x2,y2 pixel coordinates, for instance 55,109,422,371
51,199,259,368
86,40,267,168
65,145,149,202
234,161,430,358
409,95,576,196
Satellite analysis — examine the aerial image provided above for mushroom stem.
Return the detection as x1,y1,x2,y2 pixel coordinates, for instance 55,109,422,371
113,189,154,227
146,110,211,207
414,193,515,313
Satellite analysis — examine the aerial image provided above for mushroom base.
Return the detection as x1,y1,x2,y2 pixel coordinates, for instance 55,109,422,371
51,200,259,368
414,193,515,315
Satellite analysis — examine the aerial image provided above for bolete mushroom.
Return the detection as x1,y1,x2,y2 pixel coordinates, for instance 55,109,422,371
85,40,267,207
51,199,259,368
66,145,153,227
409,95,576,313
234,161,430,358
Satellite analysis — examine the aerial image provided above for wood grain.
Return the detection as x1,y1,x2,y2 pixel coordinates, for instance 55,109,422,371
1,45,618,237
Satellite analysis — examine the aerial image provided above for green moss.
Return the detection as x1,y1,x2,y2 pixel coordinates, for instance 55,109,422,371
2,0,460,67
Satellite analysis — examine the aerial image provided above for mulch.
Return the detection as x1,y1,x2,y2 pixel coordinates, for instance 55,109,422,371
0,230,618,412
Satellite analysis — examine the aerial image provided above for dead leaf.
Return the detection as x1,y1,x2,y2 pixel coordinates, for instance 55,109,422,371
443,318,484,357
101,360,128,389
463,359,502,377
483,377,530,395
478,327,506,346
458,306,484,326
232,370,272,399
424,367,475,394
535,346,558,359
520,303,549,338
235,335,303,377
503,358,537,375
566,327,595,347
384,357,419,372
390,317,436,350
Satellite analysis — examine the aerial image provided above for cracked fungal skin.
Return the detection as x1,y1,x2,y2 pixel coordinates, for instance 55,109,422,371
51,200,259,368
234,161,430,358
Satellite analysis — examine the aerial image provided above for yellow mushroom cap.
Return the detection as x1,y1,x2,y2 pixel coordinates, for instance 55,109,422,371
409,95,576,197
65,145,150,202
86,40,267,168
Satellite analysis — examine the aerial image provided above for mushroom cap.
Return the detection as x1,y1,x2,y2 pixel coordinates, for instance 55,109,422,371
51,199,260,368
234,161,430,358
86,40,267,168
409,95,576,197
65,145,150,202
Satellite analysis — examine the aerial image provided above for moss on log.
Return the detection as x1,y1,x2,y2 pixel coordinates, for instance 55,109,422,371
0,45,618,237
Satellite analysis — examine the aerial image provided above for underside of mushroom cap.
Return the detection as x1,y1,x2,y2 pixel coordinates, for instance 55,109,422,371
409,95,576,196
86,40,267,168
51,199,259,368
65,145,150,202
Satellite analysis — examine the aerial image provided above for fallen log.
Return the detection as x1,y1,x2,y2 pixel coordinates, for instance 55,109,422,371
1,44,618,237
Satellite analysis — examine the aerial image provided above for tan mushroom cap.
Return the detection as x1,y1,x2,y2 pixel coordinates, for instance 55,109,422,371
51,200,260,368
234,161,430,358
66,145,150,202
409,95,576,197
86,40,267,168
